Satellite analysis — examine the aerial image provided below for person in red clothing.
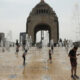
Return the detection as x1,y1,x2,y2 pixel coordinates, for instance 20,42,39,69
69,46,80,79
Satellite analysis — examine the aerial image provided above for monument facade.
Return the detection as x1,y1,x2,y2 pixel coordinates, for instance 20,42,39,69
26,0,59,45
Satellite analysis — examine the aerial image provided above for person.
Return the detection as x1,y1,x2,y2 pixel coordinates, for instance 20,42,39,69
22,49,28,66
48,49,52,63
50,39,54,53
16,45,19,53
22,40,26,50
16,40,19,53
68,46,80,79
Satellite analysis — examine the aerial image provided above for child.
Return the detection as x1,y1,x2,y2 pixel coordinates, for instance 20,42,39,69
22,50,28,66
16,40,19,53
50,39,54,53
48,49,52,63
16,45,19,53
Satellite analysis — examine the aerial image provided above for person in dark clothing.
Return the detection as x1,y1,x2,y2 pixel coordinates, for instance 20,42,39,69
16,46,19,53
22,50,28,66
22,40,26,50
16,40,19,46
48,49,52,63
51,45,53,52
69,46,80,79
16,40,19,53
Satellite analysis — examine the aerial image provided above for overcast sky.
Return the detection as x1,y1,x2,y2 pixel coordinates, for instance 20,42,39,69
0,0,80,42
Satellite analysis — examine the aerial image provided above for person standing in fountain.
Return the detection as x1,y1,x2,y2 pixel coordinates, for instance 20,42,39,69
68,46,80,79
22,40,26,50
50,39,54,53
48,49,52,63
16,40,19,53
22,49,28,66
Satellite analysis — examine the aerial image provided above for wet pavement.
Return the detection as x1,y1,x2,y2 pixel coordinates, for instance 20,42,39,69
0,47,80,80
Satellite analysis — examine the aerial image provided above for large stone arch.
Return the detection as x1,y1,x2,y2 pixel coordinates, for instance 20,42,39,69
34,23,51,43
26,0,59,45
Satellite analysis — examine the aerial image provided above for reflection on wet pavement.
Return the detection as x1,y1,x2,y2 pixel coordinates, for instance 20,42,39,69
0,47,80,80
9,74,17,79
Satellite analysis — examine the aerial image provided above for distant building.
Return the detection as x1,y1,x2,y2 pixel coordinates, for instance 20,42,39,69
20,32,26,45
0,33,5,46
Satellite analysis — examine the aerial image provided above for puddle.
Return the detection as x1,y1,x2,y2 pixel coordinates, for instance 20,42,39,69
42,75,52,80
0,56,3,58
19,65,24,69
9,74,17,79
43,66,48,70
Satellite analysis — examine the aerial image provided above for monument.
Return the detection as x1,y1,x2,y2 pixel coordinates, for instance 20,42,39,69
26,0,59,45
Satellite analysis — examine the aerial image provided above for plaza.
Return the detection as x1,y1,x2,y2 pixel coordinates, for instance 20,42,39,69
0,47,80,80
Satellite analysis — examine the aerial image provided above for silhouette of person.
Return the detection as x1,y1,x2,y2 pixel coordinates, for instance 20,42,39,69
50,39,54,53
16,40,19,53
22,40,26,50
48,49,52,63
22,49,28,66
68,46,80,79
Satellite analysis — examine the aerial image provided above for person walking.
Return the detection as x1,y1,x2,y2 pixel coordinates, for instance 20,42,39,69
22,49,28,66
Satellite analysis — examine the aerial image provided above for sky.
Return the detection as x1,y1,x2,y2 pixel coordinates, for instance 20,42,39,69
0,0,80,42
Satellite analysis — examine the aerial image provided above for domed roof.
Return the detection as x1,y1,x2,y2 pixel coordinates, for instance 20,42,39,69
29,0,57,17
35,1,52,10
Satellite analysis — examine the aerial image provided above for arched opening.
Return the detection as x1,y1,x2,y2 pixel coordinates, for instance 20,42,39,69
34,24,51,46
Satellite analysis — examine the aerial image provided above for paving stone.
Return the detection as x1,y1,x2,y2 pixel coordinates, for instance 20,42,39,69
0,47,80,80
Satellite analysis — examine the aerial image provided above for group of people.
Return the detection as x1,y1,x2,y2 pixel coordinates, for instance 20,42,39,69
48,39,54,63
16,39,80,79
49,45,80,79
49,39,80,79
16,40,28,66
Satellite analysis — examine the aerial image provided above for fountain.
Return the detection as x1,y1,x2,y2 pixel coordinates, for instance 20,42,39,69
25,34,29,50
1,40,5,52
5,31,13,51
